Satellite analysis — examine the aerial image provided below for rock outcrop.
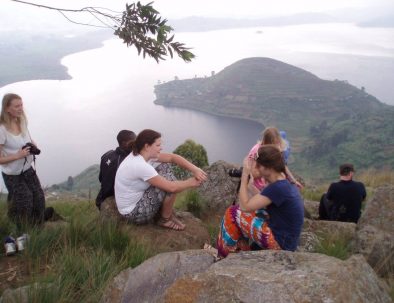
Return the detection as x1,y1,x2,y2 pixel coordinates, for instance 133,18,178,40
122,211,211,253
303,200,319,219
99,196,123,221
352,185,394,277
103,250,391,303
101,250,216,303
303,218,356,240
197,160,239,216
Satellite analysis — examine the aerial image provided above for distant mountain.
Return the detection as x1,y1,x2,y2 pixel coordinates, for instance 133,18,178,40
170,13,337,32
49,164,100,196
0,29,112,87
154,57,394,179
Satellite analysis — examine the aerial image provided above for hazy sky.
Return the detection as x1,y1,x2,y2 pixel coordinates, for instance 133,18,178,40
2,0,393,20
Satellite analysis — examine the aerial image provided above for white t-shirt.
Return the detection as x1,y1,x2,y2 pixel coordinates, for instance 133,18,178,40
0,125,33,175
115,154,158,215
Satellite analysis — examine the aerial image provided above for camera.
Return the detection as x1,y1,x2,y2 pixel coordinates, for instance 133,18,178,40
22,142,41,155
228,167,243,178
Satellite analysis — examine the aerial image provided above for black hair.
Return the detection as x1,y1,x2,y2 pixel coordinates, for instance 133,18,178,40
117,130,136,146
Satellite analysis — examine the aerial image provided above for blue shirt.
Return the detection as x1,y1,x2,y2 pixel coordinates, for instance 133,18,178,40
261,180,304,251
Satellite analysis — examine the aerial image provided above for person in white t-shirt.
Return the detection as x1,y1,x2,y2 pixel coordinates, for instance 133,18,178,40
0,93,45,229
115,129,207,230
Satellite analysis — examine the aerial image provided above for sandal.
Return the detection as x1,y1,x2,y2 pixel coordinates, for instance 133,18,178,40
158,216,185,231
170,213,186,229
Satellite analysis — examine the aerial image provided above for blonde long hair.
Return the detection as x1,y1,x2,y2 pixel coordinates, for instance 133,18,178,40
261,126,287,152
0,93,28,135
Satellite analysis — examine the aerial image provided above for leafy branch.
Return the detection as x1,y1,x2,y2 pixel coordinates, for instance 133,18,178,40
9,0,195,62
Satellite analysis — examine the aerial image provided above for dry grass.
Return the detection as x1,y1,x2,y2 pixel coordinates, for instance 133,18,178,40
357,168,393,188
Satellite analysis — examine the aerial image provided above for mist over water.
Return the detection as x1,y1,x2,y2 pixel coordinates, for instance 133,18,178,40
0,23,393,186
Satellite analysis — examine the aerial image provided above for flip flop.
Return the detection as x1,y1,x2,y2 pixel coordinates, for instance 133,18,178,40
157,216,185,231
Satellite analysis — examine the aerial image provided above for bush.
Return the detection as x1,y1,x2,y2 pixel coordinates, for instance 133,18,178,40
173,139,208,180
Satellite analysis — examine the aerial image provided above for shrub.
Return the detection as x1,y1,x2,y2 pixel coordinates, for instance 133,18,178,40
173,139,208,180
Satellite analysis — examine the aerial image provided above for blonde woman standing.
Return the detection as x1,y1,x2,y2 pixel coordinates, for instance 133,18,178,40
0,93,45,229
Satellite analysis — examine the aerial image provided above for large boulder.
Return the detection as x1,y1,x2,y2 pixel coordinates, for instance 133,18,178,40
164,251,391,303
352,185,394,277
297,231,320,252
99,196,123,221
303,218,356,240
100,250,216,303
197,160,239,216
122,211,210,253
99,197,210,253
303,200,319,219
357,185,393,233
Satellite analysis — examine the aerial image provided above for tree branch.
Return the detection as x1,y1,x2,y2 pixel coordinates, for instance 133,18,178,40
8,0,195,62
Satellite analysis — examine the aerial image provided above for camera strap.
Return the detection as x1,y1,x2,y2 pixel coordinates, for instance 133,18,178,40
19,129,37,175
19,155,36,175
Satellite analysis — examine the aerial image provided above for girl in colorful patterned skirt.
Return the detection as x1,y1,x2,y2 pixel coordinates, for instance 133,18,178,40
217,144,304,258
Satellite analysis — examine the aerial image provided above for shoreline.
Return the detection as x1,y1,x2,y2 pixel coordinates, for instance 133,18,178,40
0,29,112,89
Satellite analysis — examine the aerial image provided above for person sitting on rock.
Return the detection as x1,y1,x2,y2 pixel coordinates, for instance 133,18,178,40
114,129,207,230
319,163,366,223
247,126,303,192
217,145,304,258
96,130,136,210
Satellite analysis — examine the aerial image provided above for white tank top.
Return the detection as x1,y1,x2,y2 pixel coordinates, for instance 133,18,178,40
0,125,33,175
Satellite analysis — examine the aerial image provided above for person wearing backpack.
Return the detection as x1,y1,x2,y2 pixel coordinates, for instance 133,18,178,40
318,163,366,223
96,130,136,209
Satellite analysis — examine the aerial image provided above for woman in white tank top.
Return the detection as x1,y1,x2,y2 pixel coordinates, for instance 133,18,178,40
0,93,45,229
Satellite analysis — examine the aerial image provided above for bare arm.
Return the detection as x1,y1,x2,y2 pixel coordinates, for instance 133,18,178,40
285,165,303,189
238,157,272,212
148,174,201,193
0,145,30,165
157,153,207,181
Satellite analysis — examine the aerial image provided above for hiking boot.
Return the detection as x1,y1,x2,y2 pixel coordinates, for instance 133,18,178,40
4,236,16,256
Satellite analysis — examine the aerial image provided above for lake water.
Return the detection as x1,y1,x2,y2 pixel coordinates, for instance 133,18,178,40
1,23,393,186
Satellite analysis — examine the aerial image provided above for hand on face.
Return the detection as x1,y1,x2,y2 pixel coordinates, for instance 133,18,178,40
242,156,253,176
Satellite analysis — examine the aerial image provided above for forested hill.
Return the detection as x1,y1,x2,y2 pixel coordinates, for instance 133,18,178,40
154,57,394,179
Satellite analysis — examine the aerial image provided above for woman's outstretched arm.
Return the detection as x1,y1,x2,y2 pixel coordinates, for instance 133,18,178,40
157,153,207,181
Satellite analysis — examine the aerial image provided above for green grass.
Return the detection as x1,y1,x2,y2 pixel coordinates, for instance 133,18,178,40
174,189,207,218
301,185,327,201
0,200,153,302
314,232,352,260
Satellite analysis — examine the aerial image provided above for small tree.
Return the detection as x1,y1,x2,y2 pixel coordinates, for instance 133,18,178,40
173,139,208,180
66,176,74,191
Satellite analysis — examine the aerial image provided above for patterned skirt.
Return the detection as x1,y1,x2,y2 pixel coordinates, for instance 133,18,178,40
123,163,176,224
217,205,281,258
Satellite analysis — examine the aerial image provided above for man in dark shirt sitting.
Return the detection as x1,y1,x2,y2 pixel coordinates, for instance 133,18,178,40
96,130,136,209
319,163,366,223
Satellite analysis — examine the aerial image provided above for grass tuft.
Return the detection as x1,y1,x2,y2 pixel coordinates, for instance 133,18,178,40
315,231,352,260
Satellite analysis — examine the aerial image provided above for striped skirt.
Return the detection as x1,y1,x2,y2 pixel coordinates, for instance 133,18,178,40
217,205,281,258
